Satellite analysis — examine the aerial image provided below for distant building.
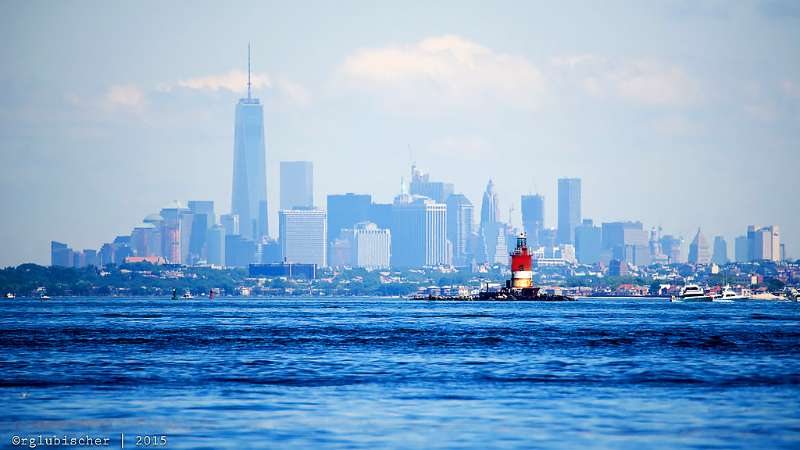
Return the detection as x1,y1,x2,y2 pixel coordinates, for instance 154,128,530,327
391,194,447,267
446,194,474,267
557,178,581,245
609,259,628,277
160,201,188,264
712,236,729,265
188,201,215,228
225,235,257,267
230,57,268,241
98,243,114,267
260,239,281,264
521,194,544,248
478,180,505,265
51,241,73,267
660,234,685,264
206,225,226,266
83,249,97,267
279,209,327,267
368,202,392,229
575,219,602,265
688,228,711,264
280,161,314,210
409,164,454,203
602,221,649,266
332,222,391,269
734,235,749,262
131,222,161,258
249,263,317,279
747,225,781,262
220,214,240,236
327,193,371,250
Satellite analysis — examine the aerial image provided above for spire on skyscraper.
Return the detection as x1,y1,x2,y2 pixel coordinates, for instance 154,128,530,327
247,42,252,100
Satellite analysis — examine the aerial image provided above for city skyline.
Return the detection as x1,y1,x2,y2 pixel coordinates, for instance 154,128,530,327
2,1,799,266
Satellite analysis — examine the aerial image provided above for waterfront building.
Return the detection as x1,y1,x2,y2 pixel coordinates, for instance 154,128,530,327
446,194,474,267
688,228,711,265
409,164,454,203
575,219,602,265
712,236,729,265
327,193,371,249
279,209,327,267
249,263,317,279
557,178,581,245
206,225,225,266
231,46,268,240
521,194,544,248
280,161,314,210
391,195,447,267
734,235,749,262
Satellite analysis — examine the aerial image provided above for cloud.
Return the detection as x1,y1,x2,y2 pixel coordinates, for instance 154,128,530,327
160,70,311,106
173,69,270,93
105,84,144,108
337,35,547,113
551,56,701,107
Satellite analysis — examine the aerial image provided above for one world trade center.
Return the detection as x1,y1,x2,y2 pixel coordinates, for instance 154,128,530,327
231,45,268,240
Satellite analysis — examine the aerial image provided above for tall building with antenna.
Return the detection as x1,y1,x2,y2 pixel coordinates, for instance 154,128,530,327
231,44,269,241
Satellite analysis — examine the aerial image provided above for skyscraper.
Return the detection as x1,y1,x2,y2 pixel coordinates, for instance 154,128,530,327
446,194,474,267
327,193,371,248
231,45,268,241
712,236,729,265
409,164,454,203
557,178,581,245
688,228,711,264
734,235,749,262
391,195,447,267
520,194,544,248
602,221,649,266
746,225,781,261
280,161,314,210
575,219,602,265
279,209,327,267
478,180,505,265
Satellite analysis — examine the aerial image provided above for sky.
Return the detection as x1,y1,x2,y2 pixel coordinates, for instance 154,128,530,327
0,0,798,266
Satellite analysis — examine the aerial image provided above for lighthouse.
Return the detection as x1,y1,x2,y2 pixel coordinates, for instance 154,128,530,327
510,232,533,288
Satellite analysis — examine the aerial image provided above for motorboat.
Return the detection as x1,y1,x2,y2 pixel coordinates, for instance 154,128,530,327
714,285,748,302
671,284,713,302
4,293,14,299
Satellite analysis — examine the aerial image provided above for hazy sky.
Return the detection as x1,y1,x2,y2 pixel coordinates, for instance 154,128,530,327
1,0,799,266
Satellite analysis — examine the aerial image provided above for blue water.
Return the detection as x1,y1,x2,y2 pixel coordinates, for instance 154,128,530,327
1,297,799,449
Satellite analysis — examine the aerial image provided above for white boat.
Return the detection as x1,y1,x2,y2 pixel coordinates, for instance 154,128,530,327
4,293,14,299
671,284,713,302
714,285,748,302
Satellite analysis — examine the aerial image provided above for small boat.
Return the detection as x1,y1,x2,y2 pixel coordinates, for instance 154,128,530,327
4,293,14,299
714,285,747,302
40,295,51,301
671,284,713,302
182,290,193,299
